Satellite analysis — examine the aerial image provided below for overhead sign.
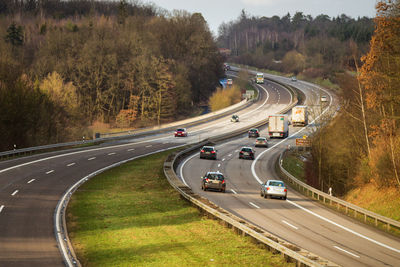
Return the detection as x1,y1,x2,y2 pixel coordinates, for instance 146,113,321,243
296,138,311,147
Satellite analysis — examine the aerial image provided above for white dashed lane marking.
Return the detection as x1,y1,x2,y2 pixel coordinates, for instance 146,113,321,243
145,145,152,148
88,157,96,161
46,170,54,174
334,246,360,258
67,163,75,167
0,205,4,213
218,164,221,167
228,154,232,157
231,189,238,194
282,220,298,230
11,190,19,196
108,152,116,156
249,202,260,209
127,148,135,151
27,179,35,184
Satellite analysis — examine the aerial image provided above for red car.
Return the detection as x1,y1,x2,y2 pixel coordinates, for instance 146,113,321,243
174,128,188,137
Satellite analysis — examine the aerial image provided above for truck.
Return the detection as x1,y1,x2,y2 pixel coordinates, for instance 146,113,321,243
256,73,264,84
268,114,289,138
291,106,308,127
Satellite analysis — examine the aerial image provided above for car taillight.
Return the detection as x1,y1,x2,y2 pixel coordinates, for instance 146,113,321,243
201,150,204,153
284,189,287,192
280,133,283,136
211,151,215,153
240,151,243,154
269,133,272,135
222,180,225,184
266,187,270,191
206,178,209,182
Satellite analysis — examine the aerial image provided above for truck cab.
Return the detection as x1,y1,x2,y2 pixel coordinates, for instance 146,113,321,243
256,73,264,84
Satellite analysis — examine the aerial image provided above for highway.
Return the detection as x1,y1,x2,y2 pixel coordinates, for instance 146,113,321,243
178,77,400,266
0,73,292,266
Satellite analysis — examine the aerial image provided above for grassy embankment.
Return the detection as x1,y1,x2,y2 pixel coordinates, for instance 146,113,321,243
68,150,294,266
282,151,400,228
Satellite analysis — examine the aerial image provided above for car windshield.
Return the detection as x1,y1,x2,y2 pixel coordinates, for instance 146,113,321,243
257,138,266,141
232,115,238,118
241,148,252,152
209,174,224,180
177,128,185,132
269,181,284,187
203,147,214,152
250,129,258,132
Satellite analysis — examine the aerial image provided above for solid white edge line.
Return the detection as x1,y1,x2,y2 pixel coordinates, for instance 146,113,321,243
46,170,54,174
27,179,35,184
67,163,75,167
0,205,4,213
249,202,260,209
179,153,198,187
55,144,186,267
333,246,360,258
282,220,299,230
231,189,237,194
249,85,400,254
288,199,400,254
11,190,19,196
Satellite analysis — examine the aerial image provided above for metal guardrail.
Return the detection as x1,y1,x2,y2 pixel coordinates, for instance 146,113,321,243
278,150,400,233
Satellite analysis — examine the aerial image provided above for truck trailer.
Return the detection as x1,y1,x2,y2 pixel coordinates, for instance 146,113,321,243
268,114,289,138
291,106,308,126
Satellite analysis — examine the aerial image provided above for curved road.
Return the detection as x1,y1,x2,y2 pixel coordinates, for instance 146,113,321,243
0,74,291,265
178,78,400,267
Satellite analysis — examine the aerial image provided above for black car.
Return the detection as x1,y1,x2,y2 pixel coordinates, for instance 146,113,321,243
248,128,260,138
201,171,226,192
231,115,239,122
239,147,255,160
200,146,217,160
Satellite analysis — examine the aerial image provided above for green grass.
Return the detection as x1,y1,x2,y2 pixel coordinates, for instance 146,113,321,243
68,150,294,267
282,152,306,181
245,82,259,99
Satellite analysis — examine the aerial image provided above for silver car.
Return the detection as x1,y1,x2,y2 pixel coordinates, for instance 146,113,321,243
201,171,226,192
254,137,268,147
260,180,287,200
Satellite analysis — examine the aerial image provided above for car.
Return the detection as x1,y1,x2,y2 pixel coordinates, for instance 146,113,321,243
254,137,268,147
260,180,287,200
231,115,239,122
227,78,233,86
201,171,226,192
291,76,297,82
321,95,327,102
200,146,217,160
223,63,231,71
248,128,260,138
239,147,255,160
174,128,187,137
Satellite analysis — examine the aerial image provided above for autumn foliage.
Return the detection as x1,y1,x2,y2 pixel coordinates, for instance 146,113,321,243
209,85,242,112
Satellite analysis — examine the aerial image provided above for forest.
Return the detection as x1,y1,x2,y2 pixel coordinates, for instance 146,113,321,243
0,0,224,151
218,10,374,77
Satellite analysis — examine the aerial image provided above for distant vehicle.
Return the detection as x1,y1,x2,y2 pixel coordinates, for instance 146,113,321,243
291,76,297,82
201,171,226,192
256,73,264,84
260,180,287,200
321,95,327,102
200,146,217,160
291,106,308,127
239,147,255,160
174,128,187,137
248,128,260,138
254,137,268,148
224,63,231,71
227,79,233,86
268,114,289,138
231,115,239,122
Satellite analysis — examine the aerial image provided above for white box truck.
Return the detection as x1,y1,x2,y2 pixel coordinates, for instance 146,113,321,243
291,106,308,126
256,73,264,84
268,114,289,138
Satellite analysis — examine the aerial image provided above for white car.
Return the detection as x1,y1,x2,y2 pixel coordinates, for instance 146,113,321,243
260,180,287,200
321,95,327,102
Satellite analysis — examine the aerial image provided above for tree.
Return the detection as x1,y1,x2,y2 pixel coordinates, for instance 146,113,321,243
5,22,23,46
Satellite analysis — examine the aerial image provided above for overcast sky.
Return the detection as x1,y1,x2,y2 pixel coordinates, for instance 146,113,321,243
143,0,378,35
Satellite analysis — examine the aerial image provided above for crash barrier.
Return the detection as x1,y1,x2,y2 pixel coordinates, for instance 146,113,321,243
278,149,400,233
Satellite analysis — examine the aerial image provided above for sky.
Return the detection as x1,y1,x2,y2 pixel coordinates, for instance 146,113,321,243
142,0,378,36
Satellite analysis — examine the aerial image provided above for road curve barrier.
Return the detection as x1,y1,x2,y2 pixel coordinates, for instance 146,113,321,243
277,149,400,234
164,144,339,267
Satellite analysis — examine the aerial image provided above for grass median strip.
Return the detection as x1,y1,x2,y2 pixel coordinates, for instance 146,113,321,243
68,150,294,266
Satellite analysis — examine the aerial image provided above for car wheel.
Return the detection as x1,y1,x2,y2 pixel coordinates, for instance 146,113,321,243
283,196,287,200
260,191,264,197
264,193,267,199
